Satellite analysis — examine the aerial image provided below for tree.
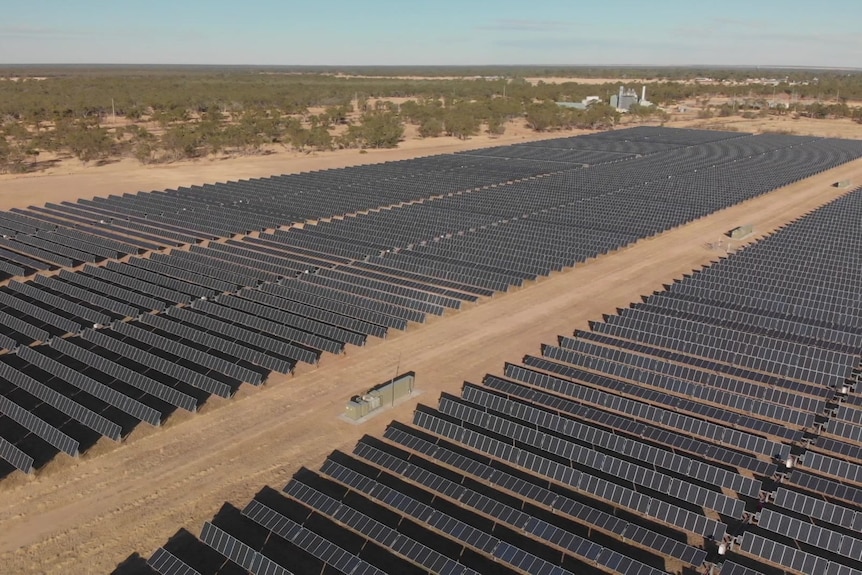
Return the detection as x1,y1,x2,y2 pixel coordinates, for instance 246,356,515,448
580,103,620,129
525,102,562,131
419,117,443,138
134,141,157,164
444,104,480,140
486,115,506,136
0,137,10,171
162,124,202,159
355,111,404,148
288,127,311,151
125,106,145,121
308,125,333,150
324,105,351,125
25,146,40,167
62,120,114,163
0,139,27,173
399,100,423,124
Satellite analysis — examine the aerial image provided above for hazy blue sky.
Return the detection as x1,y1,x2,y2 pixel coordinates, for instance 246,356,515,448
1,0,860,67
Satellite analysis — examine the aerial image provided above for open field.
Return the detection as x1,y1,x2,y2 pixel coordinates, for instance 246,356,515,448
1,146,861,573
666,114,862,139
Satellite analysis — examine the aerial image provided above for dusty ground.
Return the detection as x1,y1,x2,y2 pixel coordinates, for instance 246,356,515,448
666,114,862,139
1,152,860,573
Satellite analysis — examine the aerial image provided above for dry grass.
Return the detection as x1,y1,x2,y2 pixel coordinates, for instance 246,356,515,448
664,113,862,139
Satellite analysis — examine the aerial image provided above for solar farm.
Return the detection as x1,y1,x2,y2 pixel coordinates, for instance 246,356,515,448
0,126,861,575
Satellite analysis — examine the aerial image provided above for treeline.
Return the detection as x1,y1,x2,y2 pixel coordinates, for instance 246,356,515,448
1,71,860,173
0,105,411,170
698,99,862,121
3,71,862,123
0,74,620,173
3,64,862,83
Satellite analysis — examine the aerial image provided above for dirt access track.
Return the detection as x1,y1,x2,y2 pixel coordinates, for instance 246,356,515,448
1,158,862,574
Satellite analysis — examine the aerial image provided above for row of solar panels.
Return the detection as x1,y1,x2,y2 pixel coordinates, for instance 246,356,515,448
0,154,577,281
4,127,861,287
6,128,862,481
0,239,502,477
126,143,862,575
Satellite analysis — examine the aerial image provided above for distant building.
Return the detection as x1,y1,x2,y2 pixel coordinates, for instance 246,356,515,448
557,102,588,110
611,86,652,112
555,95,601,111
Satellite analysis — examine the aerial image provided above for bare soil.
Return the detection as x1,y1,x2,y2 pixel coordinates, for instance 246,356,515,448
666,114,862,139
1,155,860,574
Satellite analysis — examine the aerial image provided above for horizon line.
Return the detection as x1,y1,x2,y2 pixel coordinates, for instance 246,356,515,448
1,63,861,71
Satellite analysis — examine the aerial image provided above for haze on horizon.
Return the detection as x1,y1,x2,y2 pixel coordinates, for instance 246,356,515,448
1,0,860,69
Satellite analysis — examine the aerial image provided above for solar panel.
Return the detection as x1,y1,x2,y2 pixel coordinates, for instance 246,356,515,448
33,274,138,319
0,307,49,343
461,382,761,497
80,329,232,398
0,289,82,334
828,563,862,575
57,269,165,313
0,395,79,456
191,299,343,354
7,280,111,326
16,345,161,426
242,499,387,575
740,530,832,573
381,425,706,565
720,561,767,575
166,306,316,367
413,409,727,539
25,129,862,573
48,337,198,412
786,470,862,506
146,548,202,575
438,394,744,517
0,436,34,473
340,446,687,574
199,522,292,575
0,360,122,440
111,320,263,385
802,452,862,484
758,509,844,553
286,477,573,575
